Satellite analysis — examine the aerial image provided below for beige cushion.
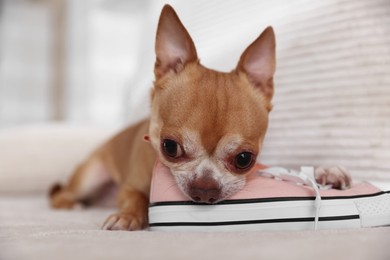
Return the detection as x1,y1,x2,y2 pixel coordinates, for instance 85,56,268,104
0,124,114,194
0,195,389,260
1,123,389,195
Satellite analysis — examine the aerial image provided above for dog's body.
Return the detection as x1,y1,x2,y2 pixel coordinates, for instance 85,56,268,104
51,119,155,230
50,5,351,231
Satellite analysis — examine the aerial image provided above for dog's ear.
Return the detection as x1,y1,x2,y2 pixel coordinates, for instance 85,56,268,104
236,27,276,101
154,5,198,80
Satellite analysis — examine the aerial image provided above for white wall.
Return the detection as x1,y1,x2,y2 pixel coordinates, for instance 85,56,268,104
0,0,389,180
0,1,52,125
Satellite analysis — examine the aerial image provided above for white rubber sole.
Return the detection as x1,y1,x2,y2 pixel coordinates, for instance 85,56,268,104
149,191,390,232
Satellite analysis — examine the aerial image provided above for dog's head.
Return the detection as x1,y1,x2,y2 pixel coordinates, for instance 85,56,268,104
148,5,276,203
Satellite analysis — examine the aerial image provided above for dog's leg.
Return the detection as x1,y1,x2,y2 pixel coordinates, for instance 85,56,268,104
102,185,148,231
314,166,352,190
49,157,112,209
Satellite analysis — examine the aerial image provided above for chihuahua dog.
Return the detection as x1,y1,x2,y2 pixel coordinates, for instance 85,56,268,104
50,5,351,231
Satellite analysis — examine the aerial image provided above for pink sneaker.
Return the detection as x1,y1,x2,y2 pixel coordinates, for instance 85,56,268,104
149,160,390,232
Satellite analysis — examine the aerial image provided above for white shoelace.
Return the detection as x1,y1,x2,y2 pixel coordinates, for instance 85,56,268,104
257,166,329,230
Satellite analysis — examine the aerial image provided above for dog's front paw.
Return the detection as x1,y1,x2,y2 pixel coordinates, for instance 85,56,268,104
314,166,352,190
49,184,79,209
102,212,147,231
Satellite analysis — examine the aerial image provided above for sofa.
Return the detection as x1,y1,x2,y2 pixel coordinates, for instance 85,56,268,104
1,124,389,260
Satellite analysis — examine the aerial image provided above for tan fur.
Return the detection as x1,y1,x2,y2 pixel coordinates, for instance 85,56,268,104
153,64,269,155
49,5,351,231
50,119,156,230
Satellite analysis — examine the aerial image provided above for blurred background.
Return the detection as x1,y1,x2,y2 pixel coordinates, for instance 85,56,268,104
0,0,389,180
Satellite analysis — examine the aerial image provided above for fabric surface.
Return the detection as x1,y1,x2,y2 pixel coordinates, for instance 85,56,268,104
1,196,390,260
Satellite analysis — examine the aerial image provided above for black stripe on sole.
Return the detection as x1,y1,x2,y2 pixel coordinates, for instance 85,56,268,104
149,191,389,207
149,215,360,227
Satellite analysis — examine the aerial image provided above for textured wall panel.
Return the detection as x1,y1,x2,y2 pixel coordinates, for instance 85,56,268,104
259,0,390,181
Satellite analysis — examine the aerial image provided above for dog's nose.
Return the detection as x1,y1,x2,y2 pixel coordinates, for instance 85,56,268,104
188,176,221,204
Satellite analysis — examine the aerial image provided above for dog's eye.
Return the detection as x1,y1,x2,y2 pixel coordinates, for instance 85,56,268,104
162,139,183,159
234,152,255,171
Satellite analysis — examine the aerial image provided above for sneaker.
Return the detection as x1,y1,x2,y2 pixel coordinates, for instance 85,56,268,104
149,160,390,232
